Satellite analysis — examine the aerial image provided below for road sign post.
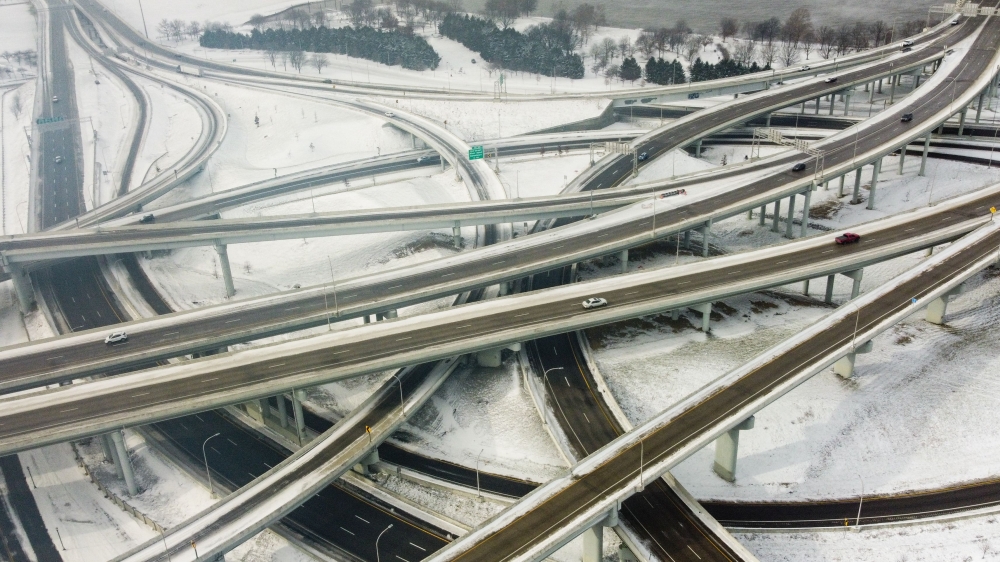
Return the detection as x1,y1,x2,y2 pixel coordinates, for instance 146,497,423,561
468,146,484,160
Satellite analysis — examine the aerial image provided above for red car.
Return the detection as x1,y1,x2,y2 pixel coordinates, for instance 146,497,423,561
835,232,861,245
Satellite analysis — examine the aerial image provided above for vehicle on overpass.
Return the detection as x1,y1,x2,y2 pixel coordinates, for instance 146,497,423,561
835,232,862,245
582,297,608,309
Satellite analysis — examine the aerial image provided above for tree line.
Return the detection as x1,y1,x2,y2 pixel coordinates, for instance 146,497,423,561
199,26,441,71
439,13,585,78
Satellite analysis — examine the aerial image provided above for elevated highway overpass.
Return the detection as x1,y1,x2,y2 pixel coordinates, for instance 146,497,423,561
0,184,995,455
1,12,996,393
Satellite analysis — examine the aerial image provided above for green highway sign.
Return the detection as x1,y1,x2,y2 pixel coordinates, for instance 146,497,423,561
469,145,484,160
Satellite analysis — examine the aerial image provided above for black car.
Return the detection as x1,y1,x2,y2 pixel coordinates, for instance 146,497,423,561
139,213,155,224
791,162,807,172
637,152,649,162
901,113,914,122
902,47,912,52
824,76,838,83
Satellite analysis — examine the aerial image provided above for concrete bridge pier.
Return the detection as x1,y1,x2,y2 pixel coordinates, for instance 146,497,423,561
976,90,986,123
888,75,898,104
713,416,755,482
898,144,907,175
276,395,289,428
582,506,619,562
292,389,307,444
919,134,931,177
477,342,521,367
926,284,966,324
825,274,836,304
353,450,380,476
699,220,712,257
692,302,712,332
958,108,968,136
833,340,873,378
842,269,864,299
619,249,629,274
852,168,863,204
866,158,882,210
771,199,782,233
758,204,766,226
618,544,639,562
838,175,846,197
103,434,124,479
683,229,691,249
214,241,236,298
110,430,138,496
452,224,462,247
784,193,797,239
844,91,852,115
828,94,835,115
695,139,703,158
386,309,398,319
799,186,813,238
2,259,35,313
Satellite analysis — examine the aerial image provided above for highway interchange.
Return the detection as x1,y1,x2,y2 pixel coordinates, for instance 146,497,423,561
4,1,1000,561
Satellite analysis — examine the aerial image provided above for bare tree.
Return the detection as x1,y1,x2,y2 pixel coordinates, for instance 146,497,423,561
187,21,201,39
9,93,22,118
759,41,777,67
733,39,756,66
683,35,701,62
313,11,328,27
783,7,812,48
571,3,605,45
835,24,853,55
280,50,289,71
617,35,633,59
817,26,836,58
870,20,889,47
636,32,655,58
310,53,329,73
265,46,280,69
289,50,305,72
720,17,739,43
779,38,799,66
851,21,870,51
599,37,617,64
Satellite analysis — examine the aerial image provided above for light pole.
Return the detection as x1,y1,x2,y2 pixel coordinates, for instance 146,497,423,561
375,524,393,562
542,366,564,391
202,432,221,498
476,448,485,499
855,473,865,526
391,373,403,408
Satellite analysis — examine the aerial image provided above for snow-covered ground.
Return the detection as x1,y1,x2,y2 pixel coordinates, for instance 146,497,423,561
0,0,37,82
127,73,203,190
395,356,569,483
736,512,1000,562
584,152,1000,506
1,78,34,235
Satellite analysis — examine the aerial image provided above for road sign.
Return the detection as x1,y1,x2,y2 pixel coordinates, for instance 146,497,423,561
468,146,484,160
35,116,64,125
991,206,996,214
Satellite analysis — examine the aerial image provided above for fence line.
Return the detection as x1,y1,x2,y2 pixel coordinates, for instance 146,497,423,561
69,442,165,533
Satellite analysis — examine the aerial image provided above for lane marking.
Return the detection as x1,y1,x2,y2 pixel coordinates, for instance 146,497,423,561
688,545,702,560
387,285,402,290
285,307,301,311
822,249,834,254
442,273,455,277
225,319,240,324
354,515,370,524
132,392,149,398
227,439,238,447
777,260,788,265
268,363,286,369
410,543,426,551
583,412,591,424
397,337,412,341
564,377,571,387
492,261,505,265
340,527,355,536
515,312,529,317
332,350,350,355
203,377,219,382
456,325,471,330
624,291,638,296
60,408,78,413
164,332,178,337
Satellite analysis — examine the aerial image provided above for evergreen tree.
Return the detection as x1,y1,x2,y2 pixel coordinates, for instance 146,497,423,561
620,56,641,83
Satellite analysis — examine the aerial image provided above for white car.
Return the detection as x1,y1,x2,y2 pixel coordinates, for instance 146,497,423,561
800,65,811,71
384,111,395,117
902,40,914,47
582,297,608,310
104,331,128,345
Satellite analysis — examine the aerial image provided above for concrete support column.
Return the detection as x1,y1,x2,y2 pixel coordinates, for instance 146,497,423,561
843,269,864,299
276,395,288,428
926,284,966,324
582,508,619,562
866,158,882,211
758,205,766,226
693,302,712,332
452,224,462,247
838,175,846,197
976,90,986,122
828,94,835,115
852,168,863,204
104,434,124,478
683,230,691,249
888,75,897,104
771,199,782,232
386,309,398,319
353,450,380,476
99,434,115,464
214,241,236,298
919,134,931,177
292,389,306,443
713,416,755,482
3,260,35,313
958,108,968,136
695,139,703,158
898,144,906,175
834,340,873,378
619,249,628,274
815,96,821,114
476,348,502,367
802,279,810,295
363,315,370,324
765,113,772,128
700,220,712,257
868,81,876,103
800,187,812,238
110,431,138,496
825,274,835,304
784,193,797,239
844,91,852,115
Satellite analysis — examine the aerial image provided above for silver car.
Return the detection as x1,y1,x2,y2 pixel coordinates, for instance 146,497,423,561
104,331,128,345
582,297,608,310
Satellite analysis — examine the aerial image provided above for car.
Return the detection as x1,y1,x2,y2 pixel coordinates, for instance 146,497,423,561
791,162,807,172
902,47,912,52
471,58,477,64
416,155,430,163
901,113,914,122
902,40,914,47
800,65,811,71
52,95,59,102
637,152,649,162
104,331,128,345
139,213,155,223
835,232,862,245
384,111,395,117
322,79,332,84
582,297,608,310
951,18,960,25
824,76,838,83
54,155,63,163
